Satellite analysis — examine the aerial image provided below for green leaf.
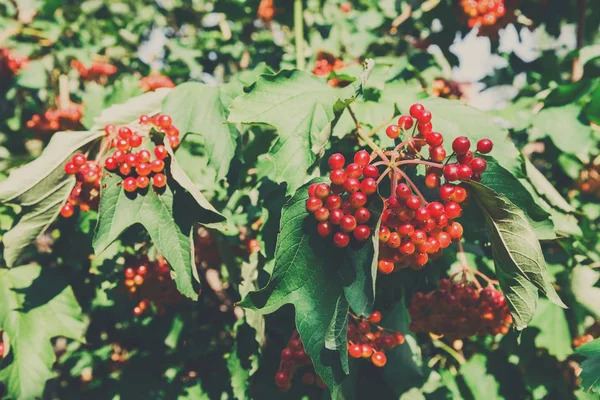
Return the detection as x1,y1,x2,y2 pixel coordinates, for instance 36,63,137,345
15,59,47,89
469,181,565,330
228,70,340,194
577,338,600,394
162,82,240,181
0,264,86,400
81,82,107,129
240,180,357,396
239,254,265,345
0,130,104,266
479,156,555,240
226,320,260,400
527,299,572,360
584,84,600,125
92,170,224,300
324,296,350,374
522,157,575,213
460,354,504,400
530,105,594,154
571,265,600,319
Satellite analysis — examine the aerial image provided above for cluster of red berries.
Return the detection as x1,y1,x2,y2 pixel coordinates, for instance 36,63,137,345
139,74,175,92
409,278,512,337
61,153,102,218
431,78,463,100
378,103,493,272
312,51,346,87
26,104,83,134
0,48,28,75
460,0,506,27
275,332,325,392
257,0,276,22
573,322,600,348
306,150,378,247
103,114,180,193
347,311,405,367
122,255,181,316
71,59,117,81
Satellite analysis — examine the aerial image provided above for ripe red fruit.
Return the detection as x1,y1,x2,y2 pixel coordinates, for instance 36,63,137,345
427,202,445,217
405,195,421,210
60,203,74,217
411,230,427,244
349,192,367,208
398,115,414,129
398,223,415,238
328,153,345,169
378,259,394,274
457,164,473,180
168,135,180,148
118,126,132,139
445,201,462,219
153,173,167,188
387,232,401,248
346,163,363,178
333,232,350,248
314,183,331,198
64,162,77,174
446,222,463,239
368,311,382,323
133,306,143,316
150,159,165,173
355,207,371,223
354,225,370,241
72,153,87,166
314,207,330,222
349,344,363,358
104,157,117,170
371,351,387,367
136,163,152,176
361,177,377,195
275,371,291,388
354,150,370,166
417,122,432,134
340,215,357,232
409,103,425,118
426,132,443,147
154,145,168,160
136,176,150,189
138,150,151,163
363,165,379,178
119,163,131,176
361,344,373,358
330,169,346,185
330,209,344,224
399,241,415,255
396,183,411,199
477,138,493,154
317,221,332,237
452,136,470,154
157,114,173,129
306,197,323,212
123,177,137,192
140,114,151,124
326,195,342,210
439,184,455,201
429,146,446,162
471,157,487,174
443,164,459,182
413,252,429,267
437,232,451,248
425,173,440,189
344,177,360,193
386,124,400,139
129,134,142,148
414,207,430,221
457,151,473,165
379,226,391,242
416,110,432,124
113,150,126,162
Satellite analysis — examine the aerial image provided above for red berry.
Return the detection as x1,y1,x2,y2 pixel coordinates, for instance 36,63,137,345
452,136,470,154
314,183,331,199
129,134,142,148
133,306,143,316
414,207,430,221
411,230,427,244
138,150,151,163
136,163,152,176
317,221,332,237
140,114,151,124
104,157,118,170
355,207,371,223
325,195,342,210
314,207,330,222
136,176,150,189
409,103,425,118
368,311,382,323
418,122,432,135
427,202,445,217
361,178,377,195
306,197,323,213
340,215,357,232
457,164,473,180
104,124,116,136
425,173,440,189
346,163,363,178
113,150,126,162
354,225,370,241
330,209,344,224
429,146,446,162
398,223,415,238
153,173,167,188
354,150,370,166
64,162,77,174
168,135,180,148
379,226,391,242
123,177,137,192
328,153,345,170
349,344,363,358
154,145,168,160
387,232,401,248
413,252,428,267
405,195,421,210
116,139,130,151
445,201,462,219
416,110,432,124
362,344,373,358
398,115,414,129
439,184,455,201
344,177,360,193
349,192,367,208
446,222,463,239
395,183,411,199
150,159,165,173
333,232,350,248
60,203,74,217
477,139,493,154
72,153,87,166
437,232,452,248
363,165,379,178
275,371,291,388
471,158,487,174
386,125,400,139
371,352,387,367
399,241,415,255
330,169,346,185
457,151,473,165
378,259,394,274
118,127,132,139
443,164,459,182
426,132,443,147
157,114,173,129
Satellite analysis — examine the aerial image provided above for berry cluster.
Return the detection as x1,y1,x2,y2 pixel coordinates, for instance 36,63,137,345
378,104,493,272
139,74,175,92
275,332,324,392
460,0,506,27
409,278,512,337
275,310,405,391
306,150,378,247
576,155,600,199
347,311,405,367
61,153,102,218
71,59,117,81
573,322,600,348
0,48,28,75
431,78,463,100
26,104,84,135
122,255,181,316
103,114,180,193
312,51,346,87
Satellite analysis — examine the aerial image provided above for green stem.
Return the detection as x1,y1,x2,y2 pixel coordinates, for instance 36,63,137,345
433,340,466,365
294,0,305,70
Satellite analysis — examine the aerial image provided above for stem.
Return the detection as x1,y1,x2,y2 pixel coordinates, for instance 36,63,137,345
391,165,427,204
433,340,466,365
94,138,111,163
367,115,395,137
572,0,586,82
456,241,482,289
348,106,389,163
294,0,305,70
391,167,399,196
397,159,444,169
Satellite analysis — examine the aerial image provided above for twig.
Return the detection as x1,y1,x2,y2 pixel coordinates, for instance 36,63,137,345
348,105,389,163
433,339,466,365
391,164,427,204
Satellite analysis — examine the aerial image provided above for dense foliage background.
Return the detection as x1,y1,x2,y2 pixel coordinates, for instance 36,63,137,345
0,0,599,399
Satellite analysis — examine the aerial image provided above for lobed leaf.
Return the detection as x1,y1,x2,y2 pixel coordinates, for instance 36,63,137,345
577,338,600,394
